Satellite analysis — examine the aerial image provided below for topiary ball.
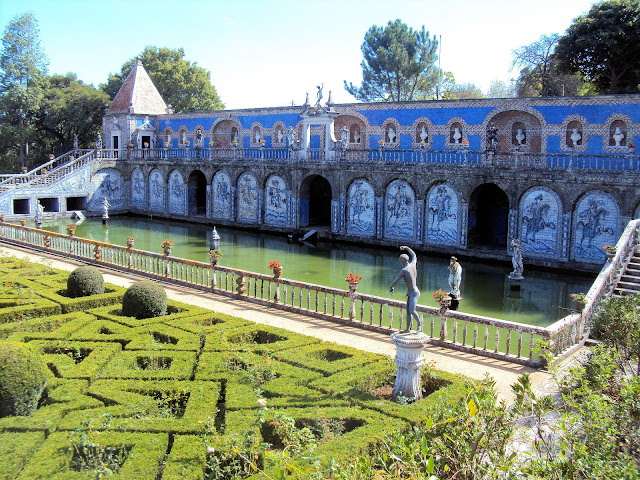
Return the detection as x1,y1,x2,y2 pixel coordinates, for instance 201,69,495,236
122,280,168,319
0,341,49,417
67,266,105,298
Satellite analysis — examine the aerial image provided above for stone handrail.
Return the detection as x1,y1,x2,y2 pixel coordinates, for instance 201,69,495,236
0,150,97,193
0,221,564,367
116,147,640,172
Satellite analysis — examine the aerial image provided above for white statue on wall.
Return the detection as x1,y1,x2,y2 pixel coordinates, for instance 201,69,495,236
613,126,625,146
570,128,582,147
515,128,526,145
387,127,396,143
181,131,187,145
254,129,262,144
453,127,462,144
277,129,284,143
420,126,428,143
166,133,172,148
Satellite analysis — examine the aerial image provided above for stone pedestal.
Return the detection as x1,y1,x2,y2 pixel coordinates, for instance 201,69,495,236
390,332,429,401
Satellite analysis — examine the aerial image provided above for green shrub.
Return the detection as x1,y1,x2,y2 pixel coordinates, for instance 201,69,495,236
67,266,105,298
122,281,167,319
0,341,49,417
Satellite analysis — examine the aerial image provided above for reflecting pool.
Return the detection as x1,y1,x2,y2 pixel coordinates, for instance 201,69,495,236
37,215,593,327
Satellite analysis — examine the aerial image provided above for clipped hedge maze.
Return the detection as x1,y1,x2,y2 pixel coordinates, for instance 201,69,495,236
0,257,469,479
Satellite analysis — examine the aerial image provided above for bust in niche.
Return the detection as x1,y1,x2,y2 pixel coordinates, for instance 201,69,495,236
419,126,428,143
181,131,187,145
387,127,396,143
277,129,284,143
570,128,582,147
353,128,361,143
254,129,262,144
613,126,625,146
515,128,526,145
452,127,462,144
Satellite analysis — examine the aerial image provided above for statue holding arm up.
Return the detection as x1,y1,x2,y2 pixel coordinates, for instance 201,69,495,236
390,246,423,333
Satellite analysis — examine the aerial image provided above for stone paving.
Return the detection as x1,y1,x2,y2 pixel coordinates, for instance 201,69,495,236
0,243,555,403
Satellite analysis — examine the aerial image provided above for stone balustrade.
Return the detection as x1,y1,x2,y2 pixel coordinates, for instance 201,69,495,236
5,220,632,367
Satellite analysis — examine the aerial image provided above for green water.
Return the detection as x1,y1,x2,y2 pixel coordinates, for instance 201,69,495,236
38,215,593,327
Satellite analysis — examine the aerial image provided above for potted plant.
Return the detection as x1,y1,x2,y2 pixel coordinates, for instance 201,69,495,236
67,224,76,236
346,273,362,292
603,244,617,259
432,289,451,309
461,138,470,149
570,293,587,312
20,219,27,226
378,139,385,149
126,236,134,248
209,249,223,265
0,213,5,223
161,239,174,255
268,260,282,278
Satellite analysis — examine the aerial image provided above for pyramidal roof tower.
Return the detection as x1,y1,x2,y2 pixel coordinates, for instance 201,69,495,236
107,58,168,114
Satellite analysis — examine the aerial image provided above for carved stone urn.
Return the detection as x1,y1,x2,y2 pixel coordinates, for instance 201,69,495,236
390,332,429,401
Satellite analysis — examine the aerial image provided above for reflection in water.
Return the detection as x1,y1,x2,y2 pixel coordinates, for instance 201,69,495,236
41,216,593,327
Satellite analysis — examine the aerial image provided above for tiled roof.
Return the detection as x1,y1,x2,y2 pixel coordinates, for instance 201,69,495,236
107,59,167,114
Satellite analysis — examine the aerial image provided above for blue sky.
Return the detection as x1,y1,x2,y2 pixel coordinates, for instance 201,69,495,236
1,0,597,109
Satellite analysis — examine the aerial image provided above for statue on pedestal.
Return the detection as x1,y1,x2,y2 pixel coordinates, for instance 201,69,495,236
510,238,524,278
315,83,324,107
102,196,110,220
448,256,462,299
613,126,625,146
389,246,423,333
487,122,499,151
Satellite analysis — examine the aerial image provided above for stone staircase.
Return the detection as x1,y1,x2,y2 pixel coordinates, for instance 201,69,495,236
613,248,640,298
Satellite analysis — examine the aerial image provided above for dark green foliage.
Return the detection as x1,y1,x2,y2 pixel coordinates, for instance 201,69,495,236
66,266,105,298
122,280,168,319
0,341,48,417
101,46,224,113
590,294,640,366
344,19,440,102
555,0,640,94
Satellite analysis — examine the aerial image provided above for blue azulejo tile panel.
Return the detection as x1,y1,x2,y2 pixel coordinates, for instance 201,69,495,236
384,179,415,240
212,171,232,221
425,183,460,246
346,179,375,237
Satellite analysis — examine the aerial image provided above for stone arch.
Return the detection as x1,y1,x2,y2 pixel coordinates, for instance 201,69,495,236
384,179,416,240
187,170,207,216
250,122,264,146
131,167,146,210
177,125,189,146
425,182,462,246
148,168,166,213
299,174,332,227
211,117,242,148
468,183,509,247
236,171,259,224
603,113,635,152
381,117,400,146
518,187,562,257
446,117,468,149
481,105,547,152
212,170,233,220
346,178,375,237
264,174,289,227
168,169,186,215
272,122,287,146
560,114,588,152
334,110,369,149
411,117,433,149
88,168,126,212
572,190,620,263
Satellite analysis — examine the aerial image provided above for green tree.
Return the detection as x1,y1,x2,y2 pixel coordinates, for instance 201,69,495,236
102,46,224,113
34,74,109,158
555,0,640,94
512,34,560,97
0,12,48,171
344,19,439,102
454,83,485,99
486,80,514,98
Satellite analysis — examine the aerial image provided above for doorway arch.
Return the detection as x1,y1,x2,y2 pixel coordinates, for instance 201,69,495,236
299,175,332,227
188,170,207,216
468,183,509,247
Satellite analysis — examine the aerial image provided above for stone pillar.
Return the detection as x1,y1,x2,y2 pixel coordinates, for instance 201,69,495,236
390,332,429,401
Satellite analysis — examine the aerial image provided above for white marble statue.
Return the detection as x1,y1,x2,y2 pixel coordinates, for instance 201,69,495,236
388,127,396,143
102,196,110,219
515,128,526,145
181,131,187,145
570,128,582,147
254,129,262,144
316,83,324,107
420,126,428,143
277,129,284,143
448,256,462,299
613,126,625,146
353,129,361,143
166,133,172,148
453,127,462,144
510,238,524,277
35,200,44,224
